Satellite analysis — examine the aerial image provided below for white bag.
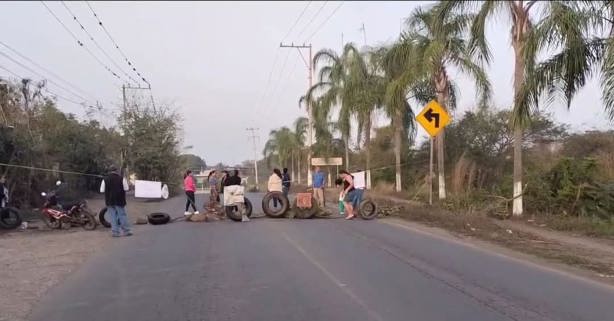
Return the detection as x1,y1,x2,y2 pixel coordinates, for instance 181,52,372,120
223,185,245,206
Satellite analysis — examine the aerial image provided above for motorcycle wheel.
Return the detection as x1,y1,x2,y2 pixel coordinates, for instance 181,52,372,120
358,199,378,220
80,210,97,230
0,207,22,229
41,214,61,229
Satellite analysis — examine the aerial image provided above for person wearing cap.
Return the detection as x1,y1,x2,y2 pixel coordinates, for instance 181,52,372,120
100,165,132,237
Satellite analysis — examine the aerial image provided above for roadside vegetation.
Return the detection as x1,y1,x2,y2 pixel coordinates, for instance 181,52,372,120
0,79,184,208
264,1,614,236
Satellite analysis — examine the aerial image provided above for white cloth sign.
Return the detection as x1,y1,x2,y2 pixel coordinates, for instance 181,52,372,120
135,180,162,198
223,185,245,205
352,171,366,189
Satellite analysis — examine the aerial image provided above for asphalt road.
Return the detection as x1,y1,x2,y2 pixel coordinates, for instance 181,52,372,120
29,193,614,321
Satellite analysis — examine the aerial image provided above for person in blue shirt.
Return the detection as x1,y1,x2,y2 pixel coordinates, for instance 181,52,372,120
312,166,326,208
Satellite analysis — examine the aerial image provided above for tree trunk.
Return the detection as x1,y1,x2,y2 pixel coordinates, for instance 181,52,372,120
435,69,449,200
365,110,372,173
291,152,295,183
393,109,402,192
511,3,529,216
344,136,350,170
297,150,302,184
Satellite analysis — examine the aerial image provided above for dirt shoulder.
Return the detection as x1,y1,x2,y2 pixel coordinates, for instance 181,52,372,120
326,189,614,283
0,196,165,321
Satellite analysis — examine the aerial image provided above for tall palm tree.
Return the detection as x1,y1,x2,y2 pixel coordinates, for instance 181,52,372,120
262,127,297,170
293,117,308,183
440,0,595,215
303,43,374,171
402,3,491,199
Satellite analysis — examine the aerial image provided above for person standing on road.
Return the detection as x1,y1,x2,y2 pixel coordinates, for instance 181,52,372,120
312,166,326,208
218,170,228,203
0,176,8,208
100,165,132,237
183,170,199,216
268,168,283,208
282,168,291,199
339,170,356,220
208,170,219,207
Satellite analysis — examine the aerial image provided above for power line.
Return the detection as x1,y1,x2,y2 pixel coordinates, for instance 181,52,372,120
0,50,91,103
281,1,313,42
0,41,100,102
40,1,123,83
305,2,345,42
295,1,328,40
61,1,139,85
85,1,151,87
0,64,88,107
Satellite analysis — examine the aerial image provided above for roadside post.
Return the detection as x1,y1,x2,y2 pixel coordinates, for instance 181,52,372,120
416,100,451,205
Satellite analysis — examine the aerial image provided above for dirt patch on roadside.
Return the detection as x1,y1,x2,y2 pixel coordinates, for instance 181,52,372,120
371,197,614,279
0,196,162,321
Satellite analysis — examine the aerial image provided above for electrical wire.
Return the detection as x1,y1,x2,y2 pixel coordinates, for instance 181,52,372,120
281,1,313,42
295,1,328,40
40,1,123,83
0,41,100,102
0,50,91,103
61,1,139,85
305,2,344,42
0,64,93,109
85,1,150,87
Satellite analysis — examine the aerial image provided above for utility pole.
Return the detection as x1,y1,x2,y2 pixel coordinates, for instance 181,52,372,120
280,42,313,185
246,127,260,188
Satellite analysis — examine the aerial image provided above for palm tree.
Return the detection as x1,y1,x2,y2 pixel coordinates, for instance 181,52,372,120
401,3,491,199
262,127,297,170
293,117,308,183
303,43,374,171
440,0,595,215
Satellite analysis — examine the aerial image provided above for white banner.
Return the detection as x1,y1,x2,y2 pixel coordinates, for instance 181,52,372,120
135,180,162,198
352,171,366,189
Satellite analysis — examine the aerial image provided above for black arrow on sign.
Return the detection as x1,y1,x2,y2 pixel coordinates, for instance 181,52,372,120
424,108,440,127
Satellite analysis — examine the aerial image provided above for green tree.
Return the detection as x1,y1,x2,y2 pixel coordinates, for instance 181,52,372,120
397,3,491,195
441,0,594,215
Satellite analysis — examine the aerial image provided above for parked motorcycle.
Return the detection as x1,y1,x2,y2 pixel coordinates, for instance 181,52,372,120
40,181,97,230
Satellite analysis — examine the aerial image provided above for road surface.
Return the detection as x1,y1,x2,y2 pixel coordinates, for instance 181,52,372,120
30,193,614,321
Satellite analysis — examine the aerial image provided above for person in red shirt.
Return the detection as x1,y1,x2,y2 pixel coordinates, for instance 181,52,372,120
183,170,199,216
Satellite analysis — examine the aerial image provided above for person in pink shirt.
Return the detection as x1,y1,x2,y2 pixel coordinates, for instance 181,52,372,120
183,170,199,216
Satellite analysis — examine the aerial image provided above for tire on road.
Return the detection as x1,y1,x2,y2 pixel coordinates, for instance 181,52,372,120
80,210,98,230
0,207,22,229
147,212,171,225
98,207,111,228
291,197,318,219
262,192,289,218
358,199,378,220
225,197,253,222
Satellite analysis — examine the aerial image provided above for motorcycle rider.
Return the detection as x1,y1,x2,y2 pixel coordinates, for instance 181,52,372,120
100,165,132,237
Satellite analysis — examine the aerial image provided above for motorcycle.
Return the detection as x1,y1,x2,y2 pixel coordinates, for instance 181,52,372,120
40,181,97,230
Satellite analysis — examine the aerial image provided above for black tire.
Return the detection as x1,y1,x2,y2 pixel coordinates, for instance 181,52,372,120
148,212,171,225
0,207,22,229
79,210,97,230
98,207,111,228
358,199,378,220
262,192,289,218
225,197,252,222
292,197,317,219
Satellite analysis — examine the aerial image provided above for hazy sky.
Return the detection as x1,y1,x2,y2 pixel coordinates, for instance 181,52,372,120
0,1,611,166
